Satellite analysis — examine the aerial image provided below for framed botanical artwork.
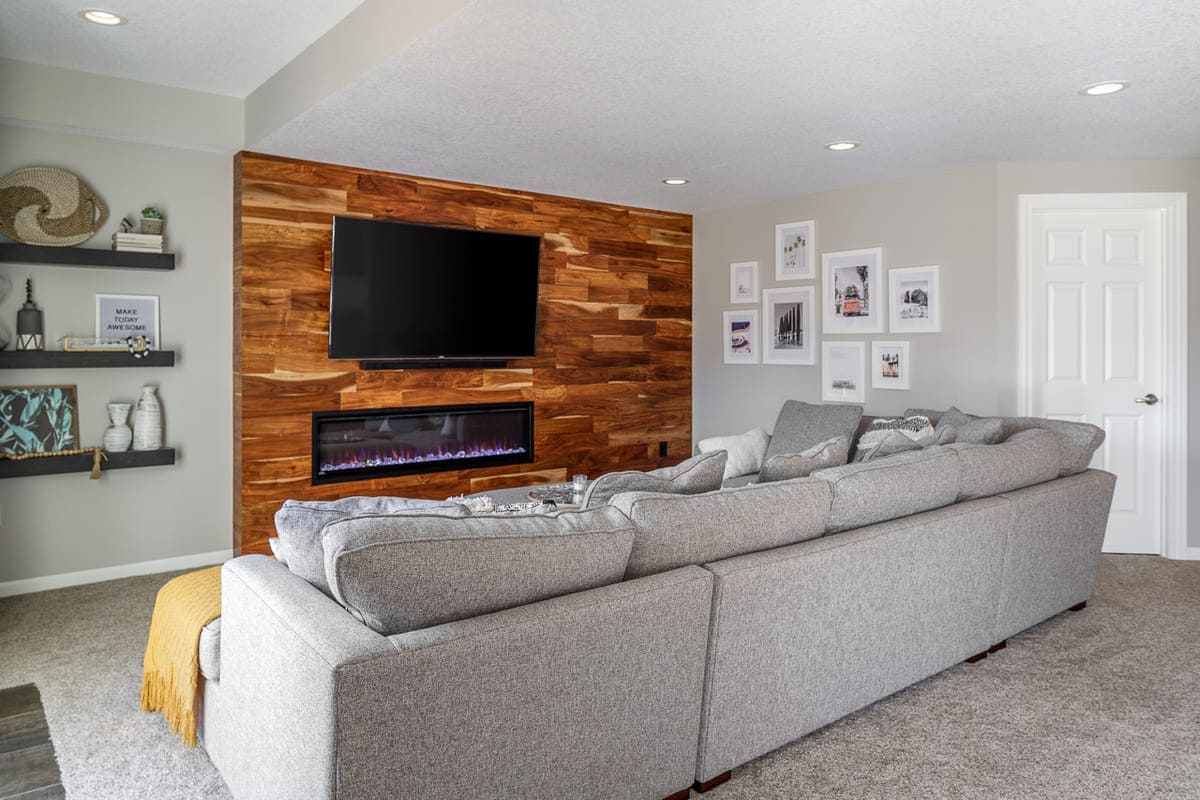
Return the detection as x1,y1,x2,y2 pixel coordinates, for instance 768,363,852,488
872,340,911,390
822,247,884,334
775,220,816,280
889,265,941,333
821,341,866,404
729,261,760,304
723,310,759,364
0,385,79,455
96,293,160,349
761,286,815,365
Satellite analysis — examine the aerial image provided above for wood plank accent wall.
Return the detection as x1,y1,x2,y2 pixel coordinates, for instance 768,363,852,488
234,152,693,554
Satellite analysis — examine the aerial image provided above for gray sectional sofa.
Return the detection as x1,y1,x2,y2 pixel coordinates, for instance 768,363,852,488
198,406,1114,800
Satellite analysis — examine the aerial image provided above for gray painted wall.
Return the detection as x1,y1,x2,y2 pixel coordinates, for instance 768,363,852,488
694,160,1200,548
0,125,234,583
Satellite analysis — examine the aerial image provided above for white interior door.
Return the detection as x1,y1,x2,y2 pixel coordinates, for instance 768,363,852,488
1026,206,1163,554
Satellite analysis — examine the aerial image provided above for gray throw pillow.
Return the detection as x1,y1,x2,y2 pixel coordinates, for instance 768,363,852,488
994,417,1105,475
759,436,849,482
274,496,468,593
957,416,1005,444
762,401,863,462
581,450,728,508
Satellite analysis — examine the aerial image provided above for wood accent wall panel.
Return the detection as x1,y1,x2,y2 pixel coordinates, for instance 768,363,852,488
234,152,693,554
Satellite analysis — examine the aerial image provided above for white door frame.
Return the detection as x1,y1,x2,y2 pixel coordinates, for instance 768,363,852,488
1017,192,1192,559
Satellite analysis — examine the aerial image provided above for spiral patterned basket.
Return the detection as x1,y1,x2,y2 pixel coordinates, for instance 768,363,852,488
0,166,109,246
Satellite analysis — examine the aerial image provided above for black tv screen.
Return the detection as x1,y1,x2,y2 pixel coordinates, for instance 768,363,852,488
328,217,541,361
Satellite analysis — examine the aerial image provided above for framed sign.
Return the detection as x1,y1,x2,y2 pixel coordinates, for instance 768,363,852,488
96,294,160,349
723,310,759,364
821,341,866,404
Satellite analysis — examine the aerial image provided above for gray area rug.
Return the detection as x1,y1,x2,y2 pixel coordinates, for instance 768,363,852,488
0,555,1196,799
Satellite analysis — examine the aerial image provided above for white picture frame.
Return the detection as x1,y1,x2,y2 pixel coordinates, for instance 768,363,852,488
95,293,160,349
775,220,816,280
761,286,815,365
872,340,911,390
889,265,941,333
723,310,759,364
729,261,760,304
822,341,866,403
822,247,884,334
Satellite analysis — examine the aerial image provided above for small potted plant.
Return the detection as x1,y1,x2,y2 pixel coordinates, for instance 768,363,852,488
140,207,164,236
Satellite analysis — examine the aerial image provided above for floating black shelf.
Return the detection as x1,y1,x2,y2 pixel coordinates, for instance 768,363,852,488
0,243,174,271
0,447,176,479
0,350,175,368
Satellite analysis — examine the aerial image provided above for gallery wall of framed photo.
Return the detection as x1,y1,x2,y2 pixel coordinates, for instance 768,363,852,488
719,217,942,406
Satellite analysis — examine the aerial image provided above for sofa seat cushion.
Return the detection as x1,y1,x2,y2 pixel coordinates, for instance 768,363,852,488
321,507,635,635
274,496,468,594
581,450,727,508
697,428,771,479
610,478,832,579
811,447,961,533
763,401,863,462
950,429,1062,501
198,617,221,682
758,436,849,482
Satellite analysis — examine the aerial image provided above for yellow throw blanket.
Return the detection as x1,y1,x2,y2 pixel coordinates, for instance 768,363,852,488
140,565,222,747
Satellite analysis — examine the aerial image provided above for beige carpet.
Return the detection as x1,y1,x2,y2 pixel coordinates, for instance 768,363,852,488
0,555,1196,799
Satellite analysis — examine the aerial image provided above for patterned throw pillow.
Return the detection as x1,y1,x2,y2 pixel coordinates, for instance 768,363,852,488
853,415,938,462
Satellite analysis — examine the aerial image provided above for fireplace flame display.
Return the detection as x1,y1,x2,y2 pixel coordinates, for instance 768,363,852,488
320,441,528,474
311,402,534,484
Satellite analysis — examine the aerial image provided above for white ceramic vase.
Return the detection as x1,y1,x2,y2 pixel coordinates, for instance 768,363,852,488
103,402,133,452
131,385,163,451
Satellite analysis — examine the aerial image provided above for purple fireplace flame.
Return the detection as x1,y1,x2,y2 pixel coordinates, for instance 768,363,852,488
312,402,533,484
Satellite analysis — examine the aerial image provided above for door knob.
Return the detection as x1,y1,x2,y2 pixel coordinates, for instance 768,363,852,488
1135,393,1159,405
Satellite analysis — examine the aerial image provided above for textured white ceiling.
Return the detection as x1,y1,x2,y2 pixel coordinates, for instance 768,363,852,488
4,0,1198,211
0,0,364,96
251,0,1200,211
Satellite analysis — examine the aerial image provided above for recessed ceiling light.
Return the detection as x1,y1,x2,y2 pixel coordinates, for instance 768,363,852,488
662,178,689,186
79,8,126,25
825,141,859,151
1080,81,1129,96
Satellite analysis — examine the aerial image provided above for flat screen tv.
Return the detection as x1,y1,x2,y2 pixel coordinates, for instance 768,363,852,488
328,216,541,362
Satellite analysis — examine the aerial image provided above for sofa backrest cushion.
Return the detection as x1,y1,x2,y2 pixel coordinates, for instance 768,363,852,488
950,429,1062,501
763,401,863,462
758,436,849,482
697,427,771,479
609,478,832,579
952,416,1104,475
811,447,961,533
321,507,635,635
581,450,727,508
274,496,467,594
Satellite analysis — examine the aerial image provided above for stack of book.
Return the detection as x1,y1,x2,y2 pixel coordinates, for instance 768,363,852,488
112,232,165,253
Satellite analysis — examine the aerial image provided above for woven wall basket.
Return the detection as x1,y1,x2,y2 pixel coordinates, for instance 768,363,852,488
0,166,109,247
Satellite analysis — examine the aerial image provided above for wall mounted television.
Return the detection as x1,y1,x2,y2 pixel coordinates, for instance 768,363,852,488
327,216,541,364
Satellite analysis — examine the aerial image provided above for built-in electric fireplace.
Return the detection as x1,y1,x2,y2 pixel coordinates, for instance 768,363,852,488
311,402,533,484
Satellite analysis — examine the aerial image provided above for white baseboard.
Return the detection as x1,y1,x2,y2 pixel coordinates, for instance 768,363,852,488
0,549,232,598
1167,544,1200,561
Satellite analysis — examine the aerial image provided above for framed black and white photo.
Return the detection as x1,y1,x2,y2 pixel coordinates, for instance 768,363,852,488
872,340,911,390
729,261,760,304
0,385,79,455
889,265,941,333
96,293,160,349
822,247,884,334
822,341,866,404
775,220,816,280
761,286,815,365
723,310,759,364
